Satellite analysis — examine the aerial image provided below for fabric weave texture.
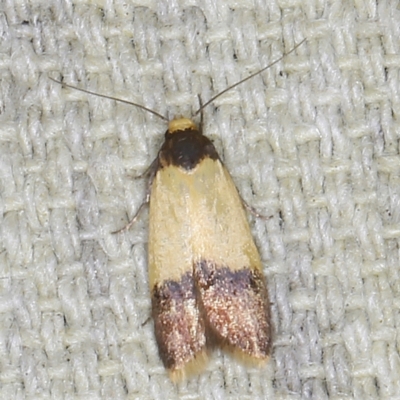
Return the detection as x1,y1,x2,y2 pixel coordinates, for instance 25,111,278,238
1,1,399,399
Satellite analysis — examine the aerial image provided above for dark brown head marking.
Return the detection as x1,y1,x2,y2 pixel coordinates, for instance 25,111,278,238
158,118,219,170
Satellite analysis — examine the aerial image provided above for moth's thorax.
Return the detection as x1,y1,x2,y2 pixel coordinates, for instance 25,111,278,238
158,119,219,170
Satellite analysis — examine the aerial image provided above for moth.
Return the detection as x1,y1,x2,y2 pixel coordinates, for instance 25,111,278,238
51,39,305,381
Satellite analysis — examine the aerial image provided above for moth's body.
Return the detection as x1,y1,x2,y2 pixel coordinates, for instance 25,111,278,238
148,118,271,381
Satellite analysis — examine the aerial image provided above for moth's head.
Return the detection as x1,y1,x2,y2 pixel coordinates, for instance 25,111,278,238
168,118,198,135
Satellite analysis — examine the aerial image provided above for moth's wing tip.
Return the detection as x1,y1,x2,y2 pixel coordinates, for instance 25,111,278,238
168,350,209,383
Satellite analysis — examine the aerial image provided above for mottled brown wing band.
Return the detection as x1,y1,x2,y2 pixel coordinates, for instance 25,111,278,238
195,260,271,359
152,261,271,373
152,272,206,371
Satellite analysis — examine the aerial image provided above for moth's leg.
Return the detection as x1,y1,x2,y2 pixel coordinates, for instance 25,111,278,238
112,157,158,234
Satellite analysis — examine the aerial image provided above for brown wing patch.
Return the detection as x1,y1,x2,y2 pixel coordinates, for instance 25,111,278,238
151,260,271,379
152,271,206,378
194,260,272,361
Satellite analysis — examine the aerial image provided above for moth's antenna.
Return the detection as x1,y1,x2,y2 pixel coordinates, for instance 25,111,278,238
50,39,305,122
49,77,169,122
193,38,306,116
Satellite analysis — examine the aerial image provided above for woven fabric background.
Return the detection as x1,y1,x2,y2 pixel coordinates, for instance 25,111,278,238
1,1,400,399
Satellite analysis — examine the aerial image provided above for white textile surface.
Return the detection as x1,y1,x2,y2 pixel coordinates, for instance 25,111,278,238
1,1,400,399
